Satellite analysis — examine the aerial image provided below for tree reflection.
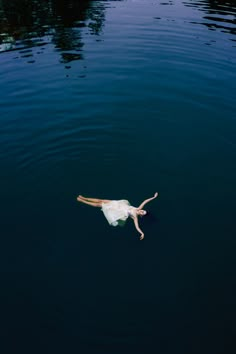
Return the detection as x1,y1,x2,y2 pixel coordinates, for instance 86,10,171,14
183,0,236,37
0,0,107,62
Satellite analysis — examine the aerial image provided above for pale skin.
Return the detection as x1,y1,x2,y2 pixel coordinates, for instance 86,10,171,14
77,192,158,240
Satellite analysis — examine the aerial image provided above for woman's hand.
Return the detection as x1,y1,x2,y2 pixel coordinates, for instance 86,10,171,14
138,192,158,210
133,216,144,240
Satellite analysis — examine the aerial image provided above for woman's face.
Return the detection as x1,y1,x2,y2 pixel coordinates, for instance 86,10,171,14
137,209,147,216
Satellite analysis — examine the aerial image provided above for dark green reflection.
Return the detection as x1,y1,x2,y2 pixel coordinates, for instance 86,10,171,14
0,0,107,61
184,0,236,36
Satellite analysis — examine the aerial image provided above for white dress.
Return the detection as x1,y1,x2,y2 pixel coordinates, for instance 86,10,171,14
101,200,136,226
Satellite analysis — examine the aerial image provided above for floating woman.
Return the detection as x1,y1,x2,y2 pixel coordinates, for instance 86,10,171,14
77,192,158,240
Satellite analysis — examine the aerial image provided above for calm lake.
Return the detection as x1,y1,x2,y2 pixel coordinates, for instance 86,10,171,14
1,0,236,353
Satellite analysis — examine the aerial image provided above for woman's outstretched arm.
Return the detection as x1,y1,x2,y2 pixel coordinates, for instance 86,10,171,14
133,216,144,240
138,192,158,210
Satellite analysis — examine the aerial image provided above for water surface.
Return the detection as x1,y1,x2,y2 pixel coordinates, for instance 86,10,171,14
1,1,236,353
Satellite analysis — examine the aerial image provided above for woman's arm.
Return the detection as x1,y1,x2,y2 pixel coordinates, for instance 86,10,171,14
133,216,144,240
138,192,158,210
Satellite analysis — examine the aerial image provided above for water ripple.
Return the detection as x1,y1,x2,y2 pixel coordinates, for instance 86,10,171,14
183,0,236,37
0,0,235,182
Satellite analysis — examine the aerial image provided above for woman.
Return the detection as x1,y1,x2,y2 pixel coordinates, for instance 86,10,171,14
77,192,158,240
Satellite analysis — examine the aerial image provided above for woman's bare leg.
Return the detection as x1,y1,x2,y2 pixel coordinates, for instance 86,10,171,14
77,197,102,207
78,195,111,203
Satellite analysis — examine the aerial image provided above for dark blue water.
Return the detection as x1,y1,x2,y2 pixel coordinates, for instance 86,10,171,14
1,0,236,353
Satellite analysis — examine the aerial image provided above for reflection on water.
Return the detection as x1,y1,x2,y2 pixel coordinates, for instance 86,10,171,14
0,0,107,62
0,0,235,64
184,0,236,38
